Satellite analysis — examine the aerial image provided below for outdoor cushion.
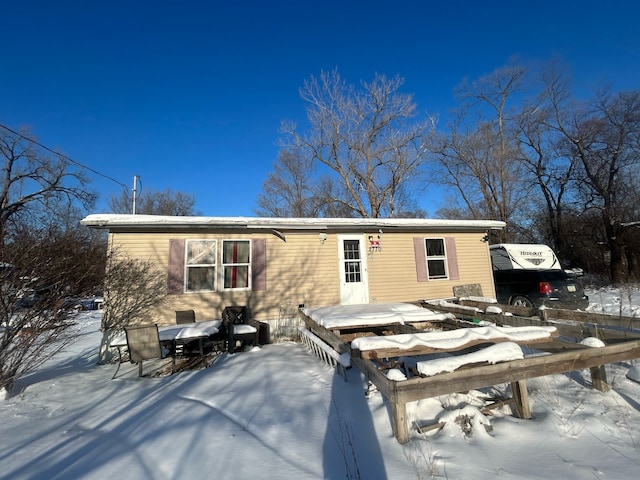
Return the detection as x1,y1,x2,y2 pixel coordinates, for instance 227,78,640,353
234,324,257,335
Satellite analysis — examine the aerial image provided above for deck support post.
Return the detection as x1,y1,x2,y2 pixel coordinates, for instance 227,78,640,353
590,365,610,392
390,384,409,444
511,380,531,419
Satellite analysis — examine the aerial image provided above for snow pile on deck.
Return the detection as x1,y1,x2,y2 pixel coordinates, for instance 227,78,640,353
424,298,482,313
350,325,557,351
303,302,453,328
416,342,524,376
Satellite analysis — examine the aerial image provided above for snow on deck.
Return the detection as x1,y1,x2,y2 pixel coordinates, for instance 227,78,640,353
416,341,524,376
303,302,454,329
350,325,557,351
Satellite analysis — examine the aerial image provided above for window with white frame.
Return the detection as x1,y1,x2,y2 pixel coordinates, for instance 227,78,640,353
343,239,362,283
425,238,448,279
222,240,251,289
185,239,217,292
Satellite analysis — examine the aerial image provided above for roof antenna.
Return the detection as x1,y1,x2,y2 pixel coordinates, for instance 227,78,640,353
132,175,140,214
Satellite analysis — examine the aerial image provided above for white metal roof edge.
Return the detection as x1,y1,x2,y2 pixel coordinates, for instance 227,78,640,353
80,214,506,231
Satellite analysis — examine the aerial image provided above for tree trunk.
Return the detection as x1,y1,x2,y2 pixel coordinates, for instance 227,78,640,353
609,236,629,284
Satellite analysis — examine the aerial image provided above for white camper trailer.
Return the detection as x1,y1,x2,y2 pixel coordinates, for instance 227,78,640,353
489,244,561,270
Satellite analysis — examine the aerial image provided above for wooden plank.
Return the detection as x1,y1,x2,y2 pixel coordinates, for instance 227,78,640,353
455,299,640,332
393,339,640,404
522,340,589,353
415,421,446,434
299,312,350,354
544,309,640,329
357,335,557,360
302,303,640,444
428,302,640,341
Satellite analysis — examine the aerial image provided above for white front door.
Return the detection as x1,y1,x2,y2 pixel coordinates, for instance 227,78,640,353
338,235,369,305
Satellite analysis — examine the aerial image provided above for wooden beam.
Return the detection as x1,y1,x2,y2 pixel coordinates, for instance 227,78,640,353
299,312,350,354
302,304,640,444
428,302,640,341
450,299,640,333
357,335,557,360
350,355,393,399
522,340,589,353
393,339,640,404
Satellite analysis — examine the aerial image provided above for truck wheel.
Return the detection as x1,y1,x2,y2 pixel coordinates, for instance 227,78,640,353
511,296,533,307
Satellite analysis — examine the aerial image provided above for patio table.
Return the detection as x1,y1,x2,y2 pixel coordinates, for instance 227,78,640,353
168,319,223,357
111,320,222,371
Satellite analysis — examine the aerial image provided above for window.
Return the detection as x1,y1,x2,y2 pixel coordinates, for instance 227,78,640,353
425,238,448,279
169,238,266,294
343,239,362,283
185,240,217,292
223,240,251,290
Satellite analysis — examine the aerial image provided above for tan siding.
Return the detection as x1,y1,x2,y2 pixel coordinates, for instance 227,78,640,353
367,232,495,303
108,231,342,324
106,229,496,325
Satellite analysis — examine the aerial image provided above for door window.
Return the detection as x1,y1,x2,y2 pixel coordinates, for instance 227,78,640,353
343,239,362,283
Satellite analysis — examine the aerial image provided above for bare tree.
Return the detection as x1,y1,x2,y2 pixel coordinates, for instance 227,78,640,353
108,187,201,215
279,70,434,218
0,127,96,394
563,90,640,282
0,252,78,394
431,62,529,241
255,148,318,217
98,250,168,363
0,127,94,249
515,63,582,258
516,75,640,281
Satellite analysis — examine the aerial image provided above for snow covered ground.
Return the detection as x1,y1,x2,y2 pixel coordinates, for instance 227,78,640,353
2,286,640,479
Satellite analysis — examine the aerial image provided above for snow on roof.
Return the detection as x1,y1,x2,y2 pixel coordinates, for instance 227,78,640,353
350,325,557,351
303,302,454,329
80,214,505,232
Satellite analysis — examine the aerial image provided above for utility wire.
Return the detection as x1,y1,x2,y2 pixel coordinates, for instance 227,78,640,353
0,123,129,190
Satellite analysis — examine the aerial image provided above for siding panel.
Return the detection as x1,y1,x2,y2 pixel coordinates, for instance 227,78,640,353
106,229,495,324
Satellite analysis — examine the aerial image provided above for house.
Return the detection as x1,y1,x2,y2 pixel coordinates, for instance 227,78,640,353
81,214,505,336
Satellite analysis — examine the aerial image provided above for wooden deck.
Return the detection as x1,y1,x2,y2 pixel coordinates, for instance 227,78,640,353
300,302,640,444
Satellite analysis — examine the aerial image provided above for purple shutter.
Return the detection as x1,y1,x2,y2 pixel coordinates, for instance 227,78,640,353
446,237,459,280
413,237,428,282
168,239,185,295
252,238,267,291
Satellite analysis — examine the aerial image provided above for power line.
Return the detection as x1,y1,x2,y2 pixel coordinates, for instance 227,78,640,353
0,123,129,190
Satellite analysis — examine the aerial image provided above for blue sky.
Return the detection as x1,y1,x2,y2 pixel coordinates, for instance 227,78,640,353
2,0,639,217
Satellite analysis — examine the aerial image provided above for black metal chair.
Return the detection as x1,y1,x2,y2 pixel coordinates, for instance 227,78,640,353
222,306,259,353
124,324,174,377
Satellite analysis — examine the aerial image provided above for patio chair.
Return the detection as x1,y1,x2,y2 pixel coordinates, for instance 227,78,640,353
175,309,196,324
125,324,174,377
223,306,259,353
